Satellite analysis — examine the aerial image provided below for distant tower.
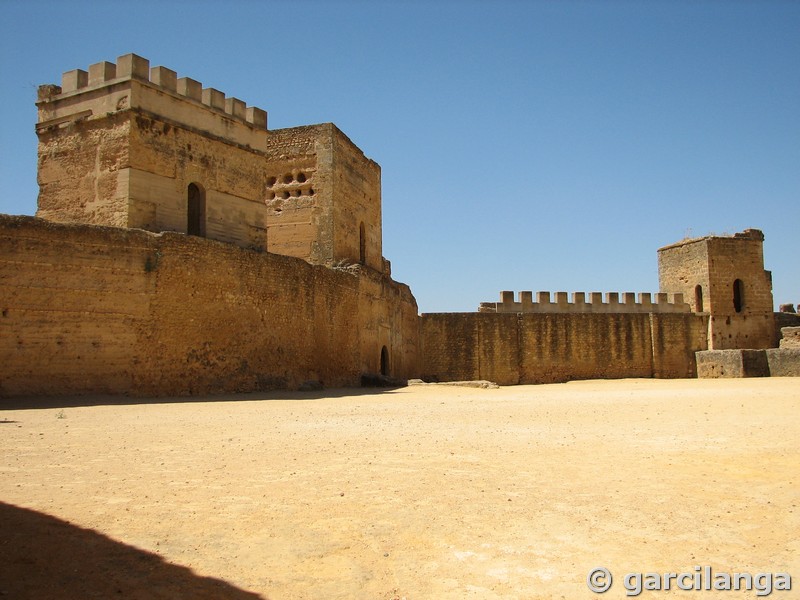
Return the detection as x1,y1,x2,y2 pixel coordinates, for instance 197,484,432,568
658,229,775,349
35,53,384,271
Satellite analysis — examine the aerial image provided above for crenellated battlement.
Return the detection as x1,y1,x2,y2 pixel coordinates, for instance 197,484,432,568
36,53,268,142
479,290,691,314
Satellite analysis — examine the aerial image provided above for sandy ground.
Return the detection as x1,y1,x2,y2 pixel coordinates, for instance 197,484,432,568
1,378,798,599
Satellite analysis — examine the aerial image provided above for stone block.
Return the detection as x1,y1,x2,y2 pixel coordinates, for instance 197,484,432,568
61,69,88,93
765,349,800,377
246,106,267,129
177,77,202,101
779,326,800,349
695,349,769,378
225,97,246,119
202,88,225,111
89,61,116,85
116,54,150,80
151,66,177,92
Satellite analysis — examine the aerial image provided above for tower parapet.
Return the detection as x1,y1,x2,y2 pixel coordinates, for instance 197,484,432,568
37,53,268,150
479,290,691,314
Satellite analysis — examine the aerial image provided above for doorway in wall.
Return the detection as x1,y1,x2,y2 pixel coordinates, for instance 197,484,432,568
733,279,745,313
359,222,366,265
380,346,389,377
187,183,206,237
694,284,704,312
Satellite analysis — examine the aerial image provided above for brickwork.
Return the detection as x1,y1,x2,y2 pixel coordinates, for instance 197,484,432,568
0,215,417,397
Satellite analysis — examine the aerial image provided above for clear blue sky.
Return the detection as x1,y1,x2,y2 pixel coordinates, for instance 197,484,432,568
1,0,797,312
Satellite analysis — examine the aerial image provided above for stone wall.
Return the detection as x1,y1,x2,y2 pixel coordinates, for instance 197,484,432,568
36,54,384,271
697,348,800,378
419,311,708,385
480,290,691,314
658,229,775,349
0,215,418,397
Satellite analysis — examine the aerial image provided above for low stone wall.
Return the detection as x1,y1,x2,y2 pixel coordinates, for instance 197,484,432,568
695,350,770,378
0,215,418,397
765,349,800,377
696,348,800,378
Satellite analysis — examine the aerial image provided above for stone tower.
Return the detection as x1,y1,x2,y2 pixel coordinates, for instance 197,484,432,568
35,53,385,271
658,229,775,349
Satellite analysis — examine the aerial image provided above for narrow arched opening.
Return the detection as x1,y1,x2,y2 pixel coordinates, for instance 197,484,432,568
733,279,745,313
359,222,366,265
380,345,389,377
187,183,206,237
694,284,704,313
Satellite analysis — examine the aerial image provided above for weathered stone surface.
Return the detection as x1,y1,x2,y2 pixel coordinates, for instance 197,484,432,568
420,312,708,385
658,230,775,349
696,349,770,378
35,55,382,270
779,326,800,349
0,215,418,397
765,349,800,376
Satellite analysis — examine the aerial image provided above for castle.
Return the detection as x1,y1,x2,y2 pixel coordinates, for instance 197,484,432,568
0,54,795,397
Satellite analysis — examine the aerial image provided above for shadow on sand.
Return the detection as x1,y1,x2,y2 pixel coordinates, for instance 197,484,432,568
0,502,266,599
0,384,407,411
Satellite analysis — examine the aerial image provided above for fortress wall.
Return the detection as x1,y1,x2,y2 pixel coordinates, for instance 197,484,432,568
330,127,382,270
658,238,710,312
420,311,708,385
418,314,482,383
0,215,418,398
650,313,709,378
356,272,419,379
129,112,274,250
481,290,691,314
36,113,131,227
518,313,655,384
39,54,269,151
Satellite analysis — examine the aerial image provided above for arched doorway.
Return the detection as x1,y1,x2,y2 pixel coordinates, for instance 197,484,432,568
733,279,745,313
359,222,366,265
694,284,704,313
187,183,206,237
380,345,389,377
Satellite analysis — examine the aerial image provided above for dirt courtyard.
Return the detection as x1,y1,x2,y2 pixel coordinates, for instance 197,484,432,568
1,378,798,599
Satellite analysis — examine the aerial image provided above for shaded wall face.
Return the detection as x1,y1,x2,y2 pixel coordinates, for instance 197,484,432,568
419,312,708,385
330,130,382,271
0,215,418,398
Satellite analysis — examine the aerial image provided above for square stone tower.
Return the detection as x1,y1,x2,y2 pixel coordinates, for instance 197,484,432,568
658,229,775,349
35,53,384,271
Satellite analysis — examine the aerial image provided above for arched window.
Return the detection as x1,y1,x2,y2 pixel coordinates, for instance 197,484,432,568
187,183,206,237
380,345,389,377
694,284,704,313
359,222,366,265
733,279,745,313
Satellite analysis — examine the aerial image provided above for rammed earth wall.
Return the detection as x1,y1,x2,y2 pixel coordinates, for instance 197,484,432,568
0,215,417,397
419,311,708,385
